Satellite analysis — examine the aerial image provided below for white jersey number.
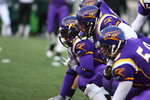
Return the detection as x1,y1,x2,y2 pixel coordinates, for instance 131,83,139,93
136,41,150,63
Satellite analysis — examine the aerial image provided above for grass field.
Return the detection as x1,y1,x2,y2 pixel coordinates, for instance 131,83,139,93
0,36,87,100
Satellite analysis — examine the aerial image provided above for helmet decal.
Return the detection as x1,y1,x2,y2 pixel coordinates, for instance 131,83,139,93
80,0,98,7
80,0,102,8
81,9,98,18
101,26,125,41
103,30,123,40
62,16,78,28
78,5,99,19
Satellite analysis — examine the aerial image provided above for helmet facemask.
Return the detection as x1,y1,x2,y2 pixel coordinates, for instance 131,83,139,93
77,5,100,38
78,19,98,38
99,40,125,59
59,26,79,48
99,26,126,59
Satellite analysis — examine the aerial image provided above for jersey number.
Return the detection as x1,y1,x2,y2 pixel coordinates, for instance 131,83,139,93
136,41,150,63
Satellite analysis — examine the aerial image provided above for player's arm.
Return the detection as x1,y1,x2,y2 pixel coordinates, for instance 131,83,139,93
74,40,95,78
112,81,133,100
131,0,149,32
118,22,138,39
112,58,138,100
131,13,147,32
112,67,134,100
98,14,137,39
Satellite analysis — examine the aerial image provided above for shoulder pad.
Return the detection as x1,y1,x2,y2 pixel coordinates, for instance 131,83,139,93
74,39,94,56
97,14,122,32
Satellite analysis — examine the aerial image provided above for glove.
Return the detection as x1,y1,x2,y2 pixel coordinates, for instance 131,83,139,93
103,60,113,80
60,57,78,71
60,57,70,66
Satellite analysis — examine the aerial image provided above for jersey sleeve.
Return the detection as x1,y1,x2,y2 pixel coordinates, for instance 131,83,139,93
74,40,95,78
138,0,150,16
74,40,94,57
98,14,122,31
76,55,95,78
112,58,138,81
112,64,135,81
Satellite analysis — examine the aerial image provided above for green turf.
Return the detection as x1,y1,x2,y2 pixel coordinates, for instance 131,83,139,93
0,36,87,100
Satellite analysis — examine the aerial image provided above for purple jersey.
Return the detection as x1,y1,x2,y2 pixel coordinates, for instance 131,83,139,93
50,0,66,5
96,0,128,34
78,64,106,91
47,1,69,33
138,0,150,16
99,0,117,15
71,38,105,78
72,38,118,92
112,38,150,88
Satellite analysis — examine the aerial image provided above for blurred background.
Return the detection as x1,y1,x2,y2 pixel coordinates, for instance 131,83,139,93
0,0,149,100
6,0,150,36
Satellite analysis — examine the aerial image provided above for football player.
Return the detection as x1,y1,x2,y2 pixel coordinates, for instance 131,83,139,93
59,15,113,100
131,0,150,33
99,26,150,100
76,5,138,41
76,5,141,80
0,0,12,36
48,16,79,100
48,15,113,100
46,0,73,60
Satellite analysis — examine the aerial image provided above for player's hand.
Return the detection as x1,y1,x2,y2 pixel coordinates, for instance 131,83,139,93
60,57,78,71
103,59,113,80
60,57,69,66
103,65,112,80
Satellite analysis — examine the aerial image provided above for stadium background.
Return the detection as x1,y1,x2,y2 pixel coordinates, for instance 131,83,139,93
8,0,150,36
0,0,149,100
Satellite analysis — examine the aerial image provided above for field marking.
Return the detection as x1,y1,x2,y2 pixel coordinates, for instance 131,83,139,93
1,58,11,64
